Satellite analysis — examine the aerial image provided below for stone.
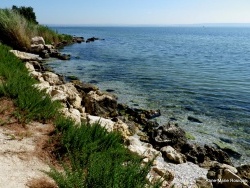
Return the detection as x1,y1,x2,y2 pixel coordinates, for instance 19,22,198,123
127,136,160,160
71,80,99,94
25,62,35,72
87,115,115,132
213,141,242,159
207,164,250,188
113,119,131,138
84,91,118,118
57,53,71,60
31,36,45,45
10,50,42,61
42,72,63,85
187,116,202,123
61,108,81,124
30,44,44,54
237,165,250,185
151,122,187,149
161,146,186,164
195,177,213,188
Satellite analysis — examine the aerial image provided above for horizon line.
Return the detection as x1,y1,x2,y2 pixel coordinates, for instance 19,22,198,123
42,23,250,27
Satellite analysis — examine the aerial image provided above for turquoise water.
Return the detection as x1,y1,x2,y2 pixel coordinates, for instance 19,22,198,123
48,27,250,165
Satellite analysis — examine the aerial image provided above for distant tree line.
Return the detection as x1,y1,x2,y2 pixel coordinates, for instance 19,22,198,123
12,5,38,24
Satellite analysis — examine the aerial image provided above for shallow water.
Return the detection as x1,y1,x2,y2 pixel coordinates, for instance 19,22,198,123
48,27,250,165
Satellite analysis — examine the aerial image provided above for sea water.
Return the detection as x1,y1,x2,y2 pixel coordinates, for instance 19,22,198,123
48,27,250,165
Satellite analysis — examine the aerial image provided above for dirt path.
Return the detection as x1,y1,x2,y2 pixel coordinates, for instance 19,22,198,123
0,98,56,188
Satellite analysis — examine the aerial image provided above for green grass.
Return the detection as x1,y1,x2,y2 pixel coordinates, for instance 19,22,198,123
0,44,61,122
0,8,72,50
47,118,159,188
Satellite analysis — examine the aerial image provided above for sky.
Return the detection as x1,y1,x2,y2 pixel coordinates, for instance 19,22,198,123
1,0,250,26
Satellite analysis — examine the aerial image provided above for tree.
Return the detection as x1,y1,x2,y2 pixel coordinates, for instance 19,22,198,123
12,5,38,24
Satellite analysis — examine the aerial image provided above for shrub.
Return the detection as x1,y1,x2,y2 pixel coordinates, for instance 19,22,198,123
12,5,38,24
47,120,158,188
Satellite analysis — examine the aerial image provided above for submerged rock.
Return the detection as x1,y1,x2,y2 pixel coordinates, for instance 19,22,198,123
187,116,202,123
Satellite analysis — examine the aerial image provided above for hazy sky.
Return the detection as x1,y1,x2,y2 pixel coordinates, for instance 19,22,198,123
1,0,250,25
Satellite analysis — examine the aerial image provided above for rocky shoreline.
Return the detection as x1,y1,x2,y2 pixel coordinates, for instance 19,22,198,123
10,36,250,188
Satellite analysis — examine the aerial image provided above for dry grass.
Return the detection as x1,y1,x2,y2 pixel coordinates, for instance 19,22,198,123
26,177,57,188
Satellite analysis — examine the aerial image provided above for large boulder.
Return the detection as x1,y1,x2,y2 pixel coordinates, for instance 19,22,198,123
151,122,187,149
10,50,42,61
84,91,118,118
161,146,186,164
71,80,99,97
207,164,250,188
87,115,115,132
31,36,45,45
30,44,44,54
127,136,160,161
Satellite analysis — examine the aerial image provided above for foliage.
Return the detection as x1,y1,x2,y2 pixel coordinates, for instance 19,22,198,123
0,8,72,50
12,5,38,24
0,44,61,122
46,119,158,188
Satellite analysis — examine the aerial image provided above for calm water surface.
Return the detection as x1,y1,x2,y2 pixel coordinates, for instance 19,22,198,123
48,27,250,165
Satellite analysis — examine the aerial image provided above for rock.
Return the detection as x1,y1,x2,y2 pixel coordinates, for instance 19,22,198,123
50,83,82,110
30,44,44,54
44,44,54,50
151,122,187,149
113,119,131,138
195,177,213,188
187,116,202,123
42,72,64,85
86,37,100,43
237,165,250,185
73,36,85,43
161,146,186,164
25,62,35,72
10,50,42,61
127,136,160,160
61,107,81,124
180,143,232,165
181,143,206,164
87,115,115,132
31,36,45,45
208,164,250,188
39,50,50,58
117,104,161,130
213,141,242,159
57,53,71,60
148,166,174,187
84,91,118,118
71,80,99,95
28,61,43,72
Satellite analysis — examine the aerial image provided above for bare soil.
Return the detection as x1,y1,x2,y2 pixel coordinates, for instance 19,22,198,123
0,97,57,188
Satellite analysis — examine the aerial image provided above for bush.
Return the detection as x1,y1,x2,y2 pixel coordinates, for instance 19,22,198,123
47,120,158,188
12,5,38,24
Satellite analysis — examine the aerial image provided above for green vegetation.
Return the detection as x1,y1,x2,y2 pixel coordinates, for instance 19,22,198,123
185,132,195,140
12,5,38,24
0,43,159,187
0,45,61,123
0,8,72,50
47,117,158,188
